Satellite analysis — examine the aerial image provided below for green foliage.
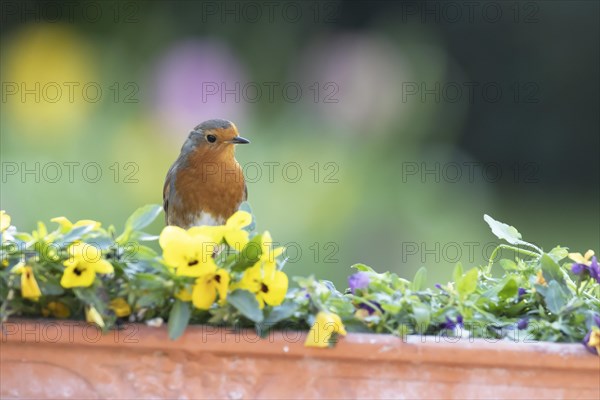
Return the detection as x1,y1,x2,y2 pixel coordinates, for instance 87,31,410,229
227,289,263,323
342,217,599,343
168,300,191,340
1,207,598,350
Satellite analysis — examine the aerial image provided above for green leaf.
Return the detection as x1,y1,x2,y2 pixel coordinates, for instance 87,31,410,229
412,303,430,332
457,268,479,298
88,236,116,250
343,320,375,333
125,204,163,232
136,292,166,308
548,246,568,263
543,281,568,314
60,224,96,244
72,287,105,313
129,231,160,242
540,253,565,286
231,235,262,272
411,267,427,291
11,232,33,243
483,215,541,254
499,259,519,271
453,262,464,284
38,281,64,296
133,245,158,259
262,301,298,327
351,263,376,273
483,214,523,245
132,273,169,289
168,300,191,340
497,277,518,300
228,289,264,323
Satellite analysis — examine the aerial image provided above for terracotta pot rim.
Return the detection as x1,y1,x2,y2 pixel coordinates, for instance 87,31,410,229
2,318,597,372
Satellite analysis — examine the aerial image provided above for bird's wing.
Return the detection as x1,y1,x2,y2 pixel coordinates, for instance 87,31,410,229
163,165,175,225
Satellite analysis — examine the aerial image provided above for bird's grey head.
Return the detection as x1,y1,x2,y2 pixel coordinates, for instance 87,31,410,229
180,119,234,151
193,119,233,132
179,119,250,157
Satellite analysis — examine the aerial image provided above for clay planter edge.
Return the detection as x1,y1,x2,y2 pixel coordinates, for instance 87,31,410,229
1,319,598,399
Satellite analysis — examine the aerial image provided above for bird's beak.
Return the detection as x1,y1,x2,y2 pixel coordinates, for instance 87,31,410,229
229,136,250,144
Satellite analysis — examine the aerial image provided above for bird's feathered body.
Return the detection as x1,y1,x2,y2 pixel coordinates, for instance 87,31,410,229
163,119,248,228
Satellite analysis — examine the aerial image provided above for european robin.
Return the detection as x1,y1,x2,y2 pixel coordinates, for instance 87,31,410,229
163,119,250,228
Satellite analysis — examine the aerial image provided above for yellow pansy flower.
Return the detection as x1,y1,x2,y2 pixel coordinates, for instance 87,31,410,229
86,305,105,328
192,269,230,309
31,222,48,241
568,250,595,266
159,225,218,277
60,242,114,288
305,311,347,348
175,286,193,302
42,301,71,318
258,231,285,266
13,262,42,301
587,327,600,355
51,216,101,234
109,298,132,317
189,210,252,249
535,270,547,286
0,210,11,232
238,261,288,309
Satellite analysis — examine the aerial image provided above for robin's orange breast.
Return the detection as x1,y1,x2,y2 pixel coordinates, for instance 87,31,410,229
171,145,246,227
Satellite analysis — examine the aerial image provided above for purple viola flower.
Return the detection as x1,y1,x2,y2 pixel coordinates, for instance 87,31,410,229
348,272,370,293
358,301,382,315
441,315,464,330
570,256,599,283
441,317,454,329
589,257,599,282
583,332,596,355
518,287,527,298
582,314,600,355
435,283,442,290
571,263,586,275
517,318,528,330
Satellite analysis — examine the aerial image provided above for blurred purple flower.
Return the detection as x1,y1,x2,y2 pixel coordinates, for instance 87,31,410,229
571,256,600,284
590,257,599,282
517,288,527,298
583,331,597,355
296,34,411,135
435,283,442,290
152,39,248,135
358,301,381,315
441,315,464,330
517,318,528,330
571,263,586,275
348,272,370,293
582,315,600,355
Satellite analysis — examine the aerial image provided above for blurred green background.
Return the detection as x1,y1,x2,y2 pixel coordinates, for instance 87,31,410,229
1,0,598,288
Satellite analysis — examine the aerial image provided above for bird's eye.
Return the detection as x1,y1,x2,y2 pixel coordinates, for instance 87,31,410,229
206,134,217,143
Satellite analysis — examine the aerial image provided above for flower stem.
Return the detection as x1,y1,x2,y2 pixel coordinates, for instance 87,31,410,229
486,244,541,274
